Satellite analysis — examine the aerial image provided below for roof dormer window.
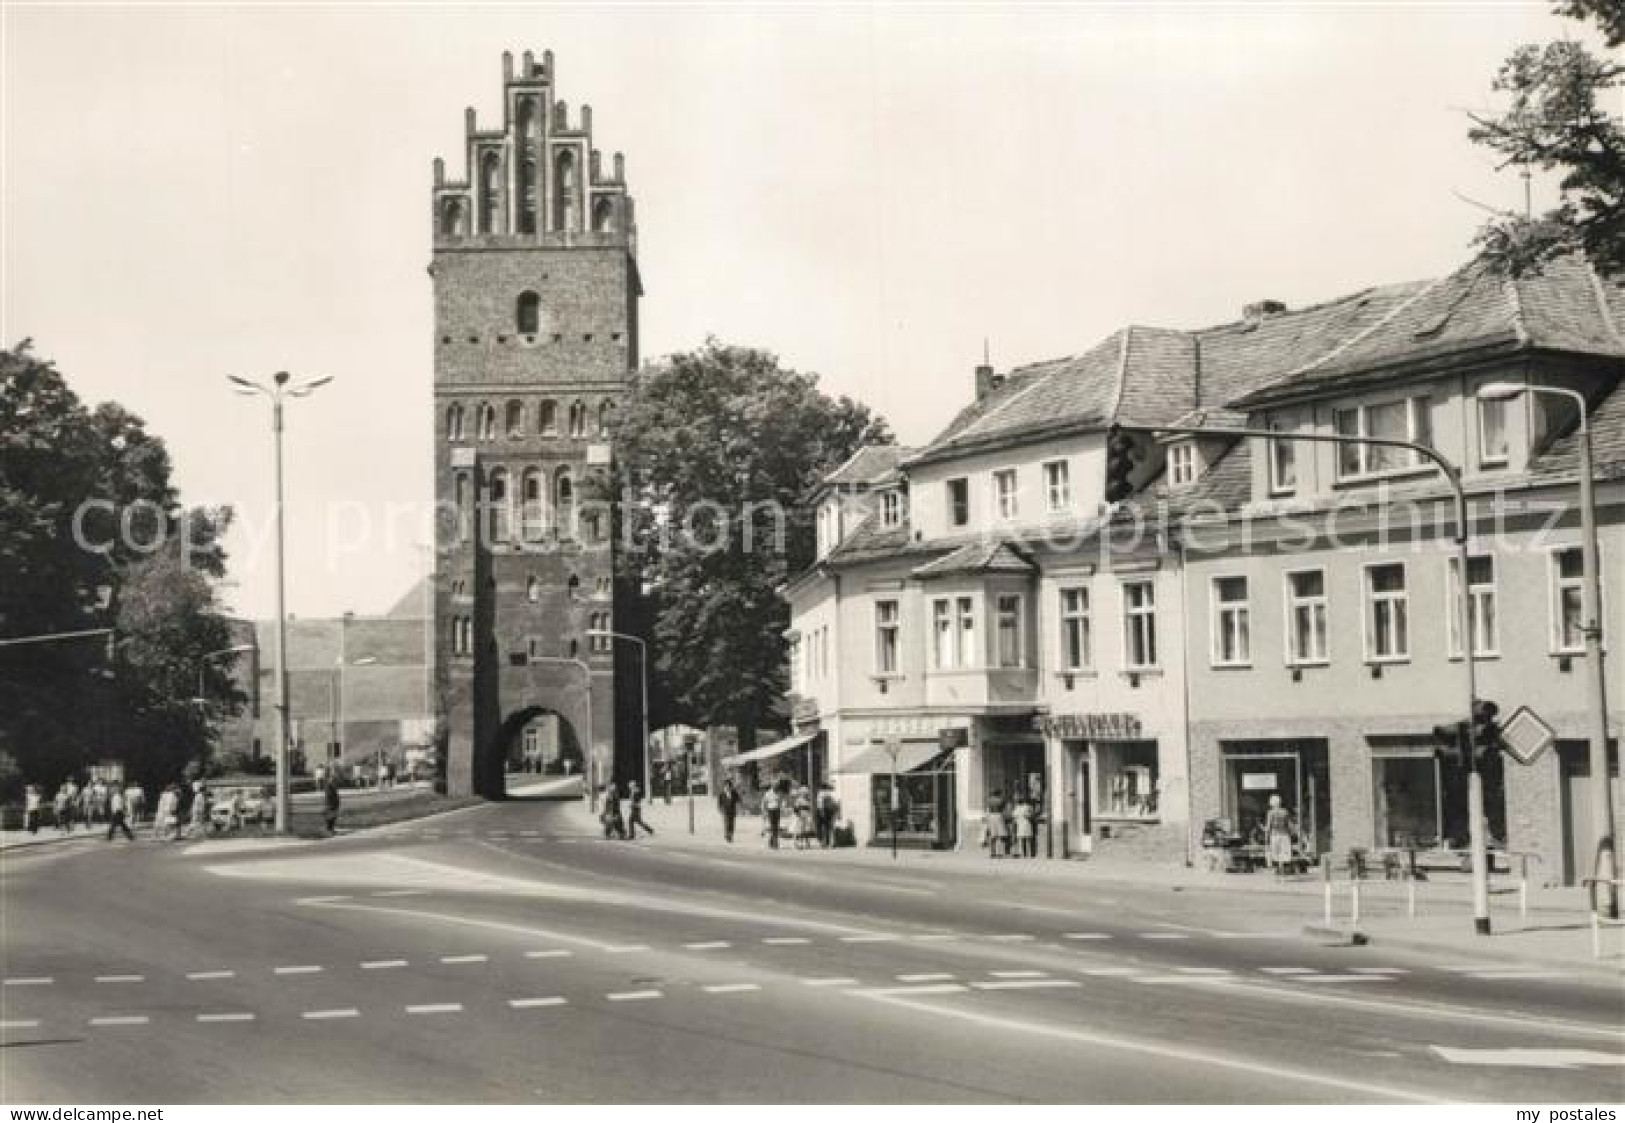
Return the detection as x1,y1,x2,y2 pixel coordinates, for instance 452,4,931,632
1168,442,1198,489
880,490,903,529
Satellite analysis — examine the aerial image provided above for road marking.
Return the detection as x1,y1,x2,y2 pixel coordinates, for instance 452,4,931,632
1174,968,1232,975
685,941,731,950
196,1013,255,1023
1,1020,42,1029
1441,964,1509,973
509,996,568,1008
1063,933,1110,940
606,989,662,1002
1140,932,1189,940
862,993,1448,1104
972,980,1082,991
1260,967,1316,975
984,934,1035,942
525,950,572,959
1351,967,1408,975
302,1008,359,1020
89,1016,149,1026
1077,967,1141,977
897,973,956,982
186,971,236,981
1296,975,1394,984
361,960,409,970
1431,1046,1625,1069
839,934,897,943
406,1003,464,1015
295,895,352,905
95,974,145,983
604,945,650,954
802,977,859,987
762,937,811,946
854,983,968,997
3,977,54,986
274,965,323,975
990,970,1049,979
703,983,762,994
439,954,488,964
1132,976,1240,986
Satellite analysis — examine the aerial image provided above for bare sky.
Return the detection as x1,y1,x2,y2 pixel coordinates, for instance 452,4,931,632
2,2,1580,620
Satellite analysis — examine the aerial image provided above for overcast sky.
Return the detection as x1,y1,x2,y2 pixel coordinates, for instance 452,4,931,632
3,3,1583,620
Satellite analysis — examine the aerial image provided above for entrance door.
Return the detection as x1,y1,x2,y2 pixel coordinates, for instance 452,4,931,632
1226,754,1299,844
1561,740,1622,886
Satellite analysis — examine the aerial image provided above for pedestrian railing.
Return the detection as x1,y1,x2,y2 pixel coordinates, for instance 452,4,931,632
1318,851,1544,927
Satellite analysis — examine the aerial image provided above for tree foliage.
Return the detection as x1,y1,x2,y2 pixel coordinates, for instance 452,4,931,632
609,341,891,750
1469,1,1625,274
0,341,239,795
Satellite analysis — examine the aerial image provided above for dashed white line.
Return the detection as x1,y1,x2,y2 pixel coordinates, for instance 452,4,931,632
762,937,811,946
95,974,145,984
439,954,488,964
1077,966,1142,977
985,934,1035,942
1465,970,1577,980
839,935,896,943
973,980,1082,991
197,1013,255,1023
3,977,53,986
1296,975,1394,984
361,960,409,970
302,1008,359,1020
89,1016,149,1026
703,983,762,994
802,977,859,987
525,950,572,959
606,989,662,1002
685,941,731,950
1063,933,1110,941
1260,967,1316,975
897,973,956,983
1133,976,1240,986
509,996,568,1008
275,965,323,976
406,1003,464,1015
990,970,1049,979
295,895,352,905
1351,967,1409,975
1,1019,42,1029
1140,933,1189,940
186,971,236,981
1175,968,1232,976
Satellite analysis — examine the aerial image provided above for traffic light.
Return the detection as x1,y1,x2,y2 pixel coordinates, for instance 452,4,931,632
1105,425,1138,504
1471,699,1502,760
1432,721,1467,768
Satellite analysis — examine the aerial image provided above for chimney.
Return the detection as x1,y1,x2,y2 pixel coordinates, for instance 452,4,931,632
1243,299,1288,324
975,362,997,400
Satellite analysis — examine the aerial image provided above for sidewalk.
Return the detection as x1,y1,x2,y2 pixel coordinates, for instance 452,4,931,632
591,795,1625,976
0,824,125,853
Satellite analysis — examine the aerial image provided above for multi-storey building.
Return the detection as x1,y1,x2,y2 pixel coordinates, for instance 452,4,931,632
430,51,643,797
789,255,1623,880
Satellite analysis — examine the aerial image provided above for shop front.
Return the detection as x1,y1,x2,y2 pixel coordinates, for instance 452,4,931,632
1219,739,1332,856
1040,713,1162,857
839,740,957,850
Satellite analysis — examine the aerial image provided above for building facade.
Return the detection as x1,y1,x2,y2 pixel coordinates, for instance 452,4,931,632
787,256,1623,881
430,51,643,797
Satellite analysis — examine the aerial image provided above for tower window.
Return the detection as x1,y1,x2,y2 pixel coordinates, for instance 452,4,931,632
488,468,511,543
592,196,616,233
479,150,502,234
517,159,538,235
526,576,540,603
538,400,558,435
598,400,613,437
446,402,465,441
478,403,496,441
521,468,546,540
568,400,587,438
517,292,541,335
506,400,525,439
440,197,467,238
553,148,578,232
555,467,575,535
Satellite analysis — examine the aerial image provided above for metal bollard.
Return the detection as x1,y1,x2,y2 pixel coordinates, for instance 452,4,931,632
1407,877,1416,919
1350,878,1361,927
1322,855,1333,925
1518,855,1529,921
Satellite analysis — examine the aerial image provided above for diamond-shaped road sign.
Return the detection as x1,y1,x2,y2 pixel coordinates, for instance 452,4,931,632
1499,704,1556,767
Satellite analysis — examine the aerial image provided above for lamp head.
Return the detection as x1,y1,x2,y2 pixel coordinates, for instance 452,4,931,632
1477,381,1526,403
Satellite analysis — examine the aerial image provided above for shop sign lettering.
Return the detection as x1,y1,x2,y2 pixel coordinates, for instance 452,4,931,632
1037,712,1144,741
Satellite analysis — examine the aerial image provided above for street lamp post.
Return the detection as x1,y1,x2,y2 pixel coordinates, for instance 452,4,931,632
1126,420,1493,935
1479,381,1615,917
229,371,334,834
529,656,597,811
587,629,650,801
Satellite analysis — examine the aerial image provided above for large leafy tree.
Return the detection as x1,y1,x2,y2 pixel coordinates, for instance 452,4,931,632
609,341,891,751
0,341,239,794
1469,0,1625,273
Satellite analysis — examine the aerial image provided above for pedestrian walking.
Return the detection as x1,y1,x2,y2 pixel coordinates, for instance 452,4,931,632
323,777,342,835
1264,794,1294,877
983,791,1009,858
627,784,654,837
124,782,145,828
816,784,839,848
105,787,135,842
55,781,77,833
1013,794,1036,858
24,783,43,834
762,785,783,849
187,781,210,838
153,784,180,841
601,784,626,839
716,777,741,843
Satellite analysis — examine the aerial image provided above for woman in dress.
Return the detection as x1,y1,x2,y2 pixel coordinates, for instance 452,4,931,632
1264,794,1294,876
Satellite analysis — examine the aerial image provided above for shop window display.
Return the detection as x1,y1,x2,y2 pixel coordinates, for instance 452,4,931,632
1095,740,1157,819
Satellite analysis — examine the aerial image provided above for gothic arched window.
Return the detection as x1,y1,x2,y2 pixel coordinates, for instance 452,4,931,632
554,467,575,536
592,196,616,233
446,402,465,441
538,399,558,435
488,468,510,543
478,403,496,441
568,400,586,438
597,399,613,437
521,468,546,540
480,150,502,234
552,148,578,232
441,197,466,237
506,400,525,439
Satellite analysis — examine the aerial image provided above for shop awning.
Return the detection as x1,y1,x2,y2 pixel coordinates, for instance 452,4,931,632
718,731,818,768
837,742,948,775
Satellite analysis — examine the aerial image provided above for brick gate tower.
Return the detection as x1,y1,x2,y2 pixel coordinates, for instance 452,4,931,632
430,50,642,798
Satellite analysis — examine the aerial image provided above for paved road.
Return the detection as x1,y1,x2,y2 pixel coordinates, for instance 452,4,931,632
3,798,1621,1103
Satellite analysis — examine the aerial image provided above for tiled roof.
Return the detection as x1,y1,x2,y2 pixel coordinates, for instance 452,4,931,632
911,539,1038,579
1527,380,1625,485
823,444,916,488
822,512,933,567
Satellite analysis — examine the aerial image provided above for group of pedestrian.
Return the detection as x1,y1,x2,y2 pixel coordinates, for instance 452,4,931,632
981,788,1042,858
599,780,654,840
753,774,842,850
24,777,150,837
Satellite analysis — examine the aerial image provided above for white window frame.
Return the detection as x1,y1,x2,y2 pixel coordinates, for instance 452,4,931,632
1362,561,1410,663
956,595,978,668
1549,545,1589,654
1446,554,1499,659
1268,423,1298,496
995,593,1024,668
1284,568,1330,666
1122,579,1158,671
1477,395,1510,468
1333,396,1432,481
1167,442,1197,489
1059,586,1092,673
880,490,902,529
1210,575,1251,668
947,478,970,528
1043,460,1071,514
931,598,954,669
992,468,1019,521
874,599,901,676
